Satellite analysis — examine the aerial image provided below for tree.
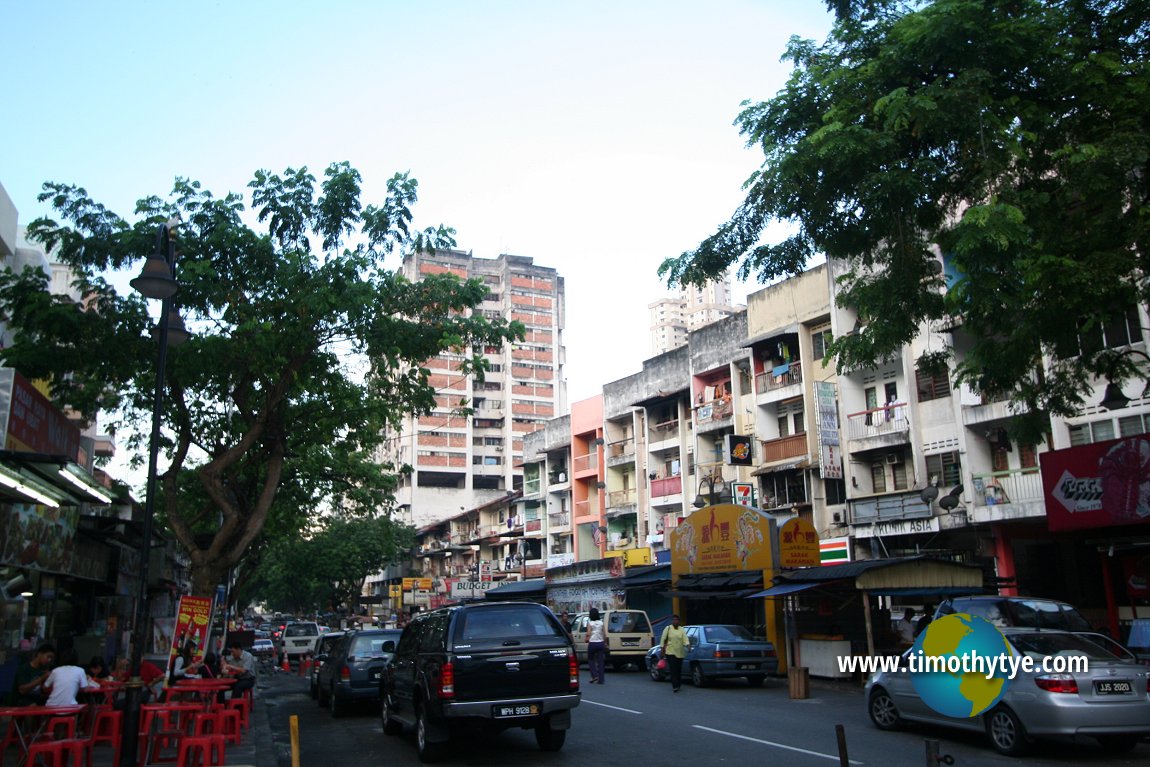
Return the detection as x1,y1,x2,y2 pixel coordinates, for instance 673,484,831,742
659,0,1150,441
0,162,523,595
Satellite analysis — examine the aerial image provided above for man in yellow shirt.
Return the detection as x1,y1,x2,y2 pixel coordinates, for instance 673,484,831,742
660,615,688,693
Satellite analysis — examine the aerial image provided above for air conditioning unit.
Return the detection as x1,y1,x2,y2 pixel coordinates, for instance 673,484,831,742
832,511,843,524
886,452,902,465
495,446,503,451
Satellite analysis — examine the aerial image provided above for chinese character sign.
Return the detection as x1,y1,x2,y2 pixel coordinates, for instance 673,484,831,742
671,504,776,575
166,595,214,682
815,382,842,479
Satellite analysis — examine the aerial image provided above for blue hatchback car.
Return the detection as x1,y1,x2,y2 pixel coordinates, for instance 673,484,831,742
645,624,778,687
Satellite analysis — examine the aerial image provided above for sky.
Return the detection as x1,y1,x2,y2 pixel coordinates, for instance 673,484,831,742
2,1,835,404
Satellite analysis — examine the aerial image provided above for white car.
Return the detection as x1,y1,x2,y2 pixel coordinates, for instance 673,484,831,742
251,638,276,658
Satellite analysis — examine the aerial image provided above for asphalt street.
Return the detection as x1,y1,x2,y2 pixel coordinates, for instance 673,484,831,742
259,666,1150,767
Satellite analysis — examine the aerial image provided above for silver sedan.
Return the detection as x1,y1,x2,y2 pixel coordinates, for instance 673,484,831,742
866,628,1150,755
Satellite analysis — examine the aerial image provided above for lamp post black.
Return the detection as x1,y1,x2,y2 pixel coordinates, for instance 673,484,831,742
121,218,185,767
1099,348,1150,411
693,475,727,508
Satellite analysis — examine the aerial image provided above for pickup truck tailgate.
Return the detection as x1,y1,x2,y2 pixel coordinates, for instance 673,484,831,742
452,643,572,700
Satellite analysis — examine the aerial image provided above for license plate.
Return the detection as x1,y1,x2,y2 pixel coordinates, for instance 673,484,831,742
738,664,757,670
370,670,382,681
1095,680,1133,695
493,703,540,718
621,640,639,646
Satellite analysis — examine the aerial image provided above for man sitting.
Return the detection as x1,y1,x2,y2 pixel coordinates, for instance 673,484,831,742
221,640,256,697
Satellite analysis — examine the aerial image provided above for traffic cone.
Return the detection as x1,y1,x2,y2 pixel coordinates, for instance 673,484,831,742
281,655,290,672
299,655,310,676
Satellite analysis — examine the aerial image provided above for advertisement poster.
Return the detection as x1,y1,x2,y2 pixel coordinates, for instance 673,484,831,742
1042,435,1150,531
166,595,214,681
670,504,776,575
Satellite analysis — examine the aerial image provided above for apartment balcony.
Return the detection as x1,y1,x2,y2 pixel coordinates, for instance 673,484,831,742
962,396,1027,429
759,433,809,464
607,535,637,551
573,499,593,520
650,475,682,498
548,512,571,531
606,437,636,467
756,361,803,402
848,489,931,526
969,468,1047,524
524,518,543,536
844,403,911,451
607,488,637,510
523,477,542,497
694,398,734,434
573,452,597,476
648,418,680,449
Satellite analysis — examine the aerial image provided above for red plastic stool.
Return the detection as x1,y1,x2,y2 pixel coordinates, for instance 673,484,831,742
90,708,122,766
226,697,250,731
38,715,77,741
216,708,241,745
25,737,86,767
176,734,225,767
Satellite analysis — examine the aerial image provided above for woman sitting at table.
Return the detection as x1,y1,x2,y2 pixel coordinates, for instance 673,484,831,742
168,643,204,685
86,657,112,683
43,649,90,706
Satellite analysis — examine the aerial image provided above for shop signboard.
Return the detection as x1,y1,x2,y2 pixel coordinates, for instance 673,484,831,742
1042,435,1150,531
669,503,776,575
731,482,755,508
852,516,939,538
815,381,842,479
166,594,214,679
778,517,820,568
450,580,495,599
819,536,851,566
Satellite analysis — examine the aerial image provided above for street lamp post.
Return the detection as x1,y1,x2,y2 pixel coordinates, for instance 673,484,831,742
121,218,185,767
1099,348,1150,411
693,475,729,508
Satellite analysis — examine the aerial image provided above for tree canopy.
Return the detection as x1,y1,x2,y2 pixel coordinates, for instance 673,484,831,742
0,162,523,594
660,0,1150,441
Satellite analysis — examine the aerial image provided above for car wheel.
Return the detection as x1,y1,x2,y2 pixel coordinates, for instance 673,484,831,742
648,660,665,682
867,688,902,731
416,703,446,764
1096,734,1140,754
691,664,709,688
534,717,566,752
381,691,403,736
985,705,1028,756
746,675,766,687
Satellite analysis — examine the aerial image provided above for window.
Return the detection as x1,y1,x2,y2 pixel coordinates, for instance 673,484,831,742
792,412,806,434
825,478,847,505
1020,444,1039,474
925,452,961,487
1069,420,1116,445
870,463,887,493
915,367,951,402
1077,305,1141,356
777,415,790,438
1119,414,1150,437
812,327,832,360
891,461,909,491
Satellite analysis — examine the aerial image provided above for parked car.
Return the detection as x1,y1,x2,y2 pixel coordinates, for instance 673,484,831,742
251,638,276,658
316,628,401,717
571,609,653,670
645,624,778,687
282,621,322,663
309,630,346,699
934,596,1093,633
380,601,580,762
866,628,1150,755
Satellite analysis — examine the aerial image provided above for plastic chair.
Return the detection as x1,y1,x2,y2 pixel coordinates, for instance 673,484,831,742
89,708,122,766
25,737,86,767
226,696,250,731
176,734,225,767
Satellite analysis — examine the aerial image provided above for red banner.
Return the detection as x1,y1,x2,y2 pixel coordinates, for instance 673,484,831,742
1041,435,1150,531
166,595,214,682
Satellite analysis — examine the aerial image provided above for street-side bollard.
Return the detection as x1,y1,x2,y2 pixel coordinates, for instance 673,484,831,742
290,714,300,767
925,738,955,766
835,724,849,767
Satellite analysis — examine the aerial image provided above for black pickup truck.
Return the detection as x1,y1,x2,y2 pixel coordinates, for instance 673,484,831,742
380,601,581,762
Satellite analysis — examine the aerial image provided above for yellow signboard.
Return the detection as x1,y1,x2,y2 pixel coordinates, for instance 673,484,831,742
403,577,433,591
670,504,776,575
779,517,820,568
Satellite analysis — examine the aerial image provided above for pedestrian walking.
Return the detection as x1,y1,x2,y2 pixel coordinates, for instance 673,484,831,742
660,614,688,692
585,607,606,684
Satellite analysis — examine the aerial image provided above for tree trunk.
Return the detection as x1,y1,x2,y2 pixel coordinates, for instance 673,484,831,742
189,552,233,598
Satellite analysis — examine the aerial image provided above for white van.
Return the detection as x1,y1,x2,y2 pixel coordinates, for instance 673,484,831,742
572,609,653,671
282,621,321,662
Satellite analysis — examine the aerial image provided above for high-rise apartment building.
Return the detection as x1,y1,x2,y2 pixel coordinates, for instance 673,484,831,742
390,249,566,527
648,272,737,355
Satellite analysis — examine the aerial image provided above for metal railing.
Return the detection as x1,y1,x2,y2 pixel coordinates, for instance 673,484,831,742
971,468,1043,507
608,488,637,507
759,433,808,463
756,361,802,393
845,403,910,441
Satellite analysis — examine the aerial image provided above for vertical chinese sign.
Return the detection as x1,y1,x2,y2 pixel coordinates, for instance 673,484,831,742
815,381,842,479
166,595,214,682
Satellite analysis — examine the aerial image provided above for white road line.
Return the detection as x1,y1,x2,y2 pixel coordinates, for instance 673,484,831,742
581,699,645,715
693,725,863,764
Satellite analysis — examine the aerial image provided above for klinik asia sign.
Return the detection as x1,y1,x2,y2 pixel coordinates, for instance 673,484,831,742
1041,436,1150,531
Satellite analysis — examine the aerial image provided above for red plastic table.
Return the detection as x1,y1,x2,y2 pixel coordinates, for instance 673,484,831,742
0,704,85,767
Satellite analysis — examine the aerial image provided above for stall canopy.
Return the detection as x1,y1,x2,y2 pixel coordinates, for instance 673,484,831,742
747,556,985,599
622,563,671,589
484,578,547,601
666,570,764,599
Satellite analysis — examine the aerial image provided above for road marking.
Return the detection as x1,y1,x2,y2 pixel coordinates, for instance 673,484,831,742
693,725,863,764
582,700,644,714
